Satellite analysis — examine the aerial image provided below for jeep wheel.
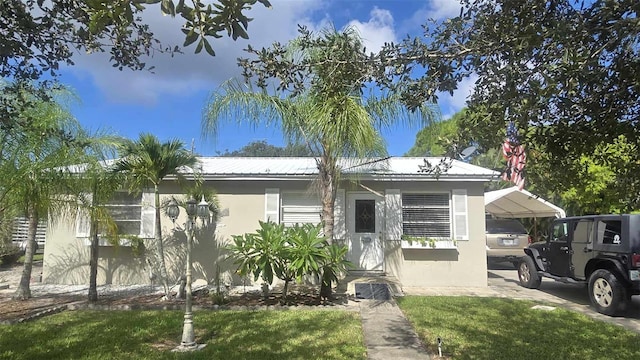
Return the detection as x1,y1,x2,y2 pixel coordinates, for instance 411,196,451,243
518,256,541,289
588,269,629,316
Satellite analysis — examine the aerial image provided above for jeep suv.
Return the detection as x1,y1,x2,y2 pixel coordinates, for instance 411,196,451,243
518,214,640,315
486,218,532,268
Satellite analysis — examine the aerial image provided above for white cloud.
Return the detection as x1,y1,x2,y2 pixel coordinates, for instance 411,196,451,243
402,0,462,33
65,0,325,105
345,7,396,53
423,0,463,19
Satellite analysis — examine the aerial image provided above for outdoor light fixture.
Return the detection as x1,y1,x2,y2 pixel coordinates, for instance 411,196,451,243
185,197,197,218
167,199,180,223
197,196,209,220
172,196,209,352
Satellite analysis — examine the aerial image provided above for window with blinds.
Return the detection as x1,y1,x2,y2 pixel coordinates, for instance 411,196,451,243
103,192,143,235
401,193,451,238
281,192,322,226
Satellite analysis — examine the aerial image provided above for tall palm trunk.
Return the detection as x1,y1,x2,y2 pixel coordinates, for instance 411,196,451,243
319,159,337,243
88,182,100,302
318,156,338,299
88,191,100,302
154,185,170,297
13,206,38,300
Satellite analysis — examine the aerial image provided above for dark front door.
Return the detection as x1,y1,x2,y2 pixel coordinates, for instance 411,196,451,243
547,220,572,276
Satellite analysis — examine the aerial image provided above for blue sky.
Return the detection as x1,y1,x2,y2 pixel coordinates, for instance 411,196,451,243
60,0,475,156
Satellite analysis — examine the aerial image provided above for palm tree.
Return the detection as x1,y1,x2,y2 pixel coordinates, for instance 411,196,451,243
203,27,436,297
0,86,89,300
78,139,125,302
114,133,199,298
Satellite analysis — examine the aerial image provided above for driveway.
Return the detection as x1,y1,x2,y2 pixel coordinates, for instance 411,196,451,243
488,262,640,333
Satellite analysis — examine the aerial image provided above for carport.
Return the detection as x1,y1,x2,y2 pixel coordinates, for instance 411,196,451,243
485,186,566,219
485,187,566,241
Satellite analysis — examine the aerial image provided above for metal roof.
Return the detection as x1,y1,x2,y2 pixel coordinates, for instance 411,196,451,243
193,157,499,181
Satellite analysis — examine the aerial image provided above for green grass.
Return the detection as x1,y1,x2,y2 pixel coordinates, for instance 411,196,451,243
0,253,43,266
397,296,640,360
18,253,43,263
0,310,366,360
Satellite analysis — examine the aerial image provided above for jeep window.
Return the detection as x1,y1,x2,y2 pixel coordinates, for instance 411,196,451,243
573,220,593,244
551,222,569,242
597,220,622,245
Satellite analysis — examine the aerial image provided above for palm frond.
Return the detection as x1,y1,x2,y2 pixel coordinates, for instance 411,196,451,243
202,79,292,141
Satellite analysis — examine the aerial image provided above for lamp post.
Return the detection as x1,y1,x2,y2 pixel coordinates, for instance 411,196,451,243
168,196,209,352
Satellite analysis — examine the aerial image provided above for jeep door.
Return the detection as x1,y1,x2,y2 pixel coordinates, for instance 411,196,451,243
570,219,595,280
548,220,572,276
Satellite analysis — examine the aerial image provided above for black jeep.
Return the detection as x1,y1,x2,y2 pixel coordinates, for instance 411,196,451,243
518,214,640,316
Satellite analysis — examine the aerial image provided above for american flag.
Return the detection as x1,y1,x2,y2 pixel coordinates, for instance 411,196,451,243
502,122,526,190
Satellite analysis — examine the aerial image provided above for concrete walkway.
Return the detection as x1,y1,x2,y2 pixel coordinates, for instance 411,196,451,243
359,299,430,360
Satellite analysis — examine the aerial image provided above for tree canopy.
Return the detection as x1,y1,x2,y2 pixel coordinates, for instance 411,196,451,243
218,140,317,157
385,0,639,160
1,0,271,133
405,110,471,157
2,0,271,82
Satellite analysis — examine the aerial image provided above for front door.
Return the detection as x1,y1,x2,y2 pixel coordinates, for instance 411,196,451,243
346,192,384,271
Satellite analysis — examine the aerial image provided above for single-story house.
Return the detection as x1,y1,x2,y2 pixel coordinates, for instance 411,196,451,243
42,157,499,289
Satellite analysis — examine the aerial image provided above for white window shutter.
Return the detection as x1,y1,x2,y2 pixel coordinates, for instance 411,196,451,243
75,193,92,238
140,191,155,238
333,189,346,240
452,189,469,241
385,189,402,240
265,188,280,223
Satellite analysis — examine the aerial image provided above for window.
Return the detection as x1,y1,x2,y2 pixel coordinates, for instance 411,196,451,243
486,219,527,234
12,217,47,244
355,199,375,233
597,220,622,245
280,192,322,226
77,192,145,238
104,192,142,235
551,222,568,242
573,220,593,244
401,193,450,238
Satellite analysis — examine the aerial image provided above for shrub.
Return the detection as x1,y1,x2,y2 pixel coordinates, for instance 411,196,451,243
0,244,22,267
227,221,353,300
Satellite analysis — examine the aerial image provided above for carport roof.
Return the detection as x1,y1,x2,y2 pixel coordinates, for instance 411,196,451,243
485,186,566,218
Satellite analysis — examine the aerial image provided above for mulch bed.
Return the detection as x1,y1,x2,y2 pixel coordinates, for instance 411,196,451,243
0,295,84,324
0,287,354,324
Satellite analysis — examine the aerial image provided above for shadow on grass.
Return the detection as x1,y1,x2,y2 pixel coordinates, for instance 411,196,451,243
0,310,366,360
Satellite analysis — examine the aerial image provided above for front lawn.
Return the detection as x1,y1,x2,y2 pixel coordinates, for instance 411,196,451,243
397,296,640,360
18,253,43,263
0,310,365,360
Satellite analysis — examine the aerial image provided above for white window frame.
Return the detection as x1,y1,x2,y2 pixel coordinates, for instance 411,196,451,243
103,191,143,236
401,191,452,240
76,191,154,244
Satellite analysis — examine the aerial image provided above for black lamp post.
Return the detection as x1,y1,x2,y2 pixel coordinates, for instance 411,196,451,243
168,197,208,352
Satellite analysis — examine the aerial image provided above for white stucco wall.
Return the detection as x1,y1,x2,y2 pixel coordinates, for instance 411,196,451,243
43,179,488,288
